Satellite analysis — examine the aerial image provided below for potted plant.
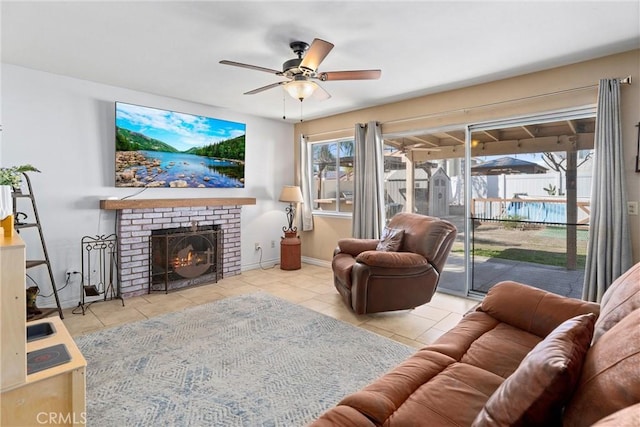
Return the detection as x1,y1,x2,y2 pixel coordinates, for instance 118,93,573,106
0,165,40,227
0,164,40,189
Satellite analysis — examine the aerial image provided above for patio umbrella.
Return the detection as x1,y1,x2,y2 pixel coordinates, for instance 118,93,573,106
471,156,548,176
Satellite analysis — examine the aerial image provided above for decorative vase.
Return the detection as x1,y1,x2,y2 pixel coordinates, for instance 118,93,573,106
0,185,14,237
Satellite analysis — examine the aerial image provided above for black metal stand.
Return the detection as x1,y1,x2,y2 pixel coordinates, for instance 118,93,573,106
75,234,124,315
283,203,297,233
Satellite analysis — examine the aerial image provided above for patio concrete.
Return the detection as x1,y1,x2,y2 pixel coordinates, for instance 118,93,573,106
438,253,584,299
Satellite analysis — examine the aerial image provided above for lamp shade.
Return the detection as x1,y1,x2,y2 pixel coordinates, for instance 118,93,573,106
279,185,303,203
284,78,318,101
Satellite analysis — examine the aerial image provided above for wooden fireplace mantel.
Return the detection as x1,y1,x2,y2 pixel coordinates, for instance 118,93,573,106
100,197,256,210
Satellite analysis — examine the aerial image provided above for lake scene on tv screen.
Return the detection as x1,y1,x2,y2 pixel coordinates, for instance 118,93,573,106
115,102,246,188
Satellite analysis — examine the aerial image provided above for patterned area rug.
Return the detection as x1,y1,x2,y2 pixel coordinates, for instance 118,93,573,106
75,293,414,426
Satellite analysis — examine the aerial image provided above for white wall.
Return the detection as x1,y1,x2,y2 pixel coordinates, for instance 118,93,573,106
1,64,294,309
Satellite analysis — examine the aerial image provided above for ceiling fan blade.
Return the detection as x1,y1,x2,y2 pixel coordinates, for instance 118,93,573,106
318,70,382,81
311,83,331,101
244,81,286,95
299,38,334,72
220,60,282,75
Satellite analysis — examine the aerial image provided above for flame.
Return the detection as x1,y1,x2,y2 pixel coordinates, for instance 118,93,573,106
172,251,196,269
172,250,208,269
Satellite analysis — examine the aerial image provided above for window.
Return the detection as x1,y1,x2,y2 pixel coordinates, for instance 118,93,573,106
382,130,463,223
382,143,408,220
310,139,354,214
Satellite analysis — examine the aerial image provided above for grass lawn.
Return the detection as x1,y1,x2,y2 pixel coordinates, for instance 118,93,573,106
451,224,588,269
453,247,586,268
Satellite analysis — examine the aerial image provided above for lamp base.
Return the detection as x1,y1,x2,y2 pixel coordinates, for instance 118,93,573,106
280,231,301,270
283,203,297,233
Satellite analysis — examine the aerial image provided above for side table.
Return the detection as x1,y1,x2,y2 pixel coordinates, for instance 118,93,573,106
280,231,301,270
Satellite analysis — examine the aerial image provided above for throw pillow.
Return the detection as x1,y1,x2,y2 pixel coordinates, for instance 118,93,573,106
471,312,596,427
563,308,640,427
376,227,404,252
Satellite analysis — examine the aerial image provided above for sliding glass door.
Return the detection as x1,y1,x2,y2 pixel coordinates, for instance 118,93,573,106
381,107,595,298
467,109,595,298
382,128,467,294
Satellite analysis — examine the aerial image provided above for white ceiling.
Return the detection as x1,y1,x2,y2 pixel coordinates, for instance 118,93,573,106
2,1,639,123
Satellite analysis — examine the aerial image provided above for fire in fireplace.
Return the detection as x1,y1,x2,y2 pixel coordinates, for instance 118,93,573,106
150,223,222,293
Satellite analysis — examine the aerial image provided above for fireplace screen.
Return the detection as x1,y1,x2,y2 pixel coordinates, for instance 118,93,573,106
150,224,222,293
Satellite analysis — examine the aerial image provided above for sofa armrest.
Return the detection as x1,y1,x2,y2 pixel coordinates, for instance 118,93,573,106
590,403,640,426
336,238,380,257
479,281,600,338
355,250,429,269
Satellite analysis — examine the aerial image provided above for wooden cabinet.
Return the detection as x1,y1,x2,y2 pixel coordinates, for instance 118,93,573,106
1,234,87,426
0,234,26,390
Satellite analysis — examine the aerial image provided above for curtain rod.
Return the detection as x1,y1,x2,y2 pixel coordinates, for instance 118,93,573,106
302,76,632,138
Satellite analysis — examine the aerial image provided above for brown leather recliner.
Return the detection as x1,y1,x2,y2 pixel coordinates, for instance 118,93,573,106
332,213,457,314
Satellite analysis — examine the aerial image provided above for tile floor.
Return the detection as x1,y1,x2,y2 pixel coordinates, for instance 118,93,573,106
62,263,481,349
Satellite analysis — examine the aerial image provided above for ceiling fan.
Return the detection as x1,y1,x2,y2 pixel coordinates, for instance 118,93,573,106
220,38,381,101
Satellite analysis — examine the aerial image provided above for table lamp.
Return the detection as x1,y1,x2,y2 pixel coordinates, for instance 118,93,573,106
278,185,303,233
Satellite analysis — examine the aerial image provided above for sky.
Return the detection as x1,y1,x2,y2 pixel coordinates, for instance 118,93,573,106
115,102,245,152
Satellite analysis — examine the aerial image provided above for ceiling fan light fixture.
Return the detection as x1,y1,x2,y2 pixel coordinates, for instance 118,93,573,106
284,76,318,101
220,38,381,106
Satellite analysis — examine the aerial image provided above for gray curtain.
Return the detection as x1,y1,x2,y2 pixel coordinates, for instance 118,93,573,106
299,134,314,231
352,121,384,238
583,79,633,302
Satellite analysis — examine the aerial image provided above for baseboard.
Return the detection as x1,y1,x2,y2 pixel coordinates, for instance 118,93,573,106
301,257,331,268
242,258,280,271
241,257,330,272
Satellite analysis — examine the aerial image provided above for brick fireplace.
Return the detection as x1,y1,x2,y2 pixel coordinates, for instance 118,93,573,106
100,197,256,297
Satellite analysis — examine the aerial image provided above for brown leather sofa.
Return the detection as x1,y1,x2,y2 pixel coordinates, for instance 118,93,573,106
312,261,640,426
332,213,457,314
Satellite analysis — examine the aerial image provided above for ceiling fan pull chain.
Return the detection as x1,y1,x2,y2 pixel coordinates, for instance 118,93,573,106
300,100,304,122
282,92,286,120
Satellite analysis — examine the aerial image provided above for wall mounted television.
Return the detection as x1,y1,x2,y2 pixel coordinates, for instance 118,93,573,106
115,102,246,188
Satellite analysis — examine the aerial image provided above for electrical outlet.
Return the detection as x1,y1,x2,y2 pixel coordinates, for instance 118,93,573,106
66,268,80,275
628,201,638,216
254,242,261,251
271,240,275,248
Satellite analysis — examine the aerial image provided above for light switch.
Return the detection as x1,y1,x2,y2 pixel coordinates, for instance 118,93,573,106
628,201,639,216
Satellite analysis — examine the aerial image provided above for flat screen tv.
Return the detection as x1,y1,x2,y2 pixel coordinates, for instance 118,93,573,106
115,102,246,188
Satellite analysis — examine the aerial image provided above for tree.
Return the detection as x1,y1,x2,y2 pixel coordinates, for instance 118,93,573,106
541,151,592,173
313,144,338,200
542,149,592,271
541,151,593,195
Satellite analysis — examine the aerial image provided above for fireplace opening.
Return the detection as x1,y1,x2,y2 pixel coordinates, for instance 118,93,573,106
150,223,222,293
